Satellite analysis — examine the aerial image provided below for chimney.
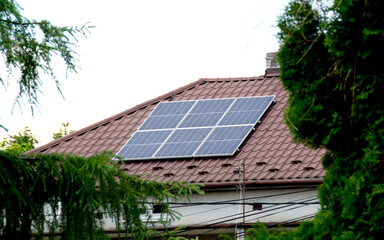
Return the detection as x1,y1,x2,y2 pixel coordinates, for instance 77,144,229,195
265,52,280,76
265,52,279,69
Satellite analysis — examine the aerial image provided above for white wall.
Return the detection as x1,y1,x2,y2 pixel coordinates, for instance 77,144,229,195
169,186,319,227
99,185,319,231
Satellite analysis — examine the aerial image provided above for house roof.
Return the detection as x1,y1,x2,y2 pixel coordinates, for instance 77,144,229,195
27,69,326,186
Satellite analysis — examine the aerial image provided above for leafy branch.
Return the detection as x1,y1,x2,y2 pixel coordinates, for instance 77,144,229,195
0,0,93,114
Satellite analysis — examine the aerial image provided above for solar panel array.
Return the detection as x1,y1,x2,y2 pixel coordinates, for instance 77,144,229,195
117,96,275,160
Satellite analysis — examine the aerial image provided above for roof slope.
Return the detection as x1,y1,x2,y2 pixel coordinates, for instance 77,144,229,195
28,71,326,185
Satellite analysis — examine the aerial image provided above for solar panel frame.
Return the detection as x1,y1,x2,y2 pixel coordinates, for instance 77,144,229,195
115,96,275,160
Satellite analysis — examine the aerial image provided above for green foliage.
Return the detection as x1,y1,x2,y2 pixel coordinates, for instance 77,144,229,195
149,221,190,240
276,0,384,239
0,126,38,155
219,222,296,240
0,0,91,111
0,152,202,239
52,122,75,140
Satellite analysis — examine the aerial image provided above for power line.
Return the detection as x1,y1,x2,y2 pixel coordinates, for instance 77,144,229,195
158,196,318,239
217,213,317,240
197,195,317,227
168,186,318,208
180,195,318,225
96,190,319,239
124,189,320,239
172,201,320,206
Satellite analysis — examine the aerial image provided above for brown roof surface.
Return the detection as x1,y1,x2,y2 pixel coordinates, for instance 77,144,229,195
28,70,326,185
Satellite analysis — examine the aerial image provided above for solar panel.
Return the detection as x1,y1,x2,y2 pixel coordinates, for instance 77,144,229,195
219,96,274,126
195,125,253,156
155,128,212,158
179,99,234,128
117,130,172,159
140,101,195,130
116,96,275,160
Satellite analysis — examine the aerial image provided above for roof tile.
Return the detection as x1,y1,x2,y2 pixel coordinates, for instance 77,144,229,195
27,74,326,185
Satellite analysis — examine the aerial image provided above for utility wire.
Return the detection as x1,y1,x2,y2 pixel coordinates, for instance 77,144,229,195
146,198,315,240
217,213,317,240
193,197,315,227
181,196,318,239
182,195,318,225
212,204,318,239
159,196,318,239
106,194,319,240
173,201,320,206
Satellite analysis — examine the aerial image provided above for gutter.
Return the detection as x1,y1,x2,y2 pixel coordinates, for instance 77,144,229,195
201,178,323,189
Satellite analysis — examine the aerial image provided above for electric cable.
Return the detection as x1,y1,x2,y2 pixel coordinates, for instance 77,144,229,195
182,195,318,226
180,196,318,239
154,196,318,239
166,186,318,208
220,213,317,240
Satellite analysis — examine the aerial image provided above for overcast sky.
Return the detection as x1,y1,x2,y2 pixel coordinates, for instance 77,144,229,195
0,0,289,145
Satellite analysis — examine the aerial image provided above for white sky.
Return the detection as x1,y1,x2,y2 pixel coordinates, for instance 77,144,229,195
0,0,289,145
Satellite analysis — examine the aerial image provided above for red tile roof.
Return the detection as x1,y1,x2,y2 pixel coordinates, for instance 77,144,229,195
27,71,326,186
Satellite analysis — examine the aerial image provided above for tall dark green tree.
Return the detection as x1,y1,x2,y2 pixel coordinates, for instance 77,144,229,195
276,0,384,239
0,3,202,237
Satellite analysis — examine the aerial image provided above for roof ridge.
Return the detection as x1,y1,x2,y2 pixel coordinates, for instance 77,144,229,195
202,76,264,82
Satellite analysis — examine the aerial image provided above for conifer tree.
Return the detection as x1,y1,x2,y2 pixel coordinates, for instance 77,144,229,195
277,0,384,239
223,2,384,238
0,152,202,239
0,2,202,239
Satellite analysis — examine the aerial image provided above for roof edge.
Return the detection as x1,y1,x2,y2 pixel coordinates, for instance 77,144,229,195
27,75,268,155
201,178,323,188
26,78,207,155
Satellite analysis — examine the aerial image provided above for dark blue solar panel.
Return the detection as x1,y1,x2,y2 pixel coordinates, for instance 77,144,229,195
219,111,264,126
205,125,252,141
219,96,274,126
118,144,162,159
195,125,253,156
178,112,223,128
228,96,274,111
155,128,212,158
117,96,274,160
195,140,242,156
156,142,202,158
189,99,234,113
117,130,172,159
140,115,185,130
140,101,195,130
166,128,212,143
179,99,234,127
128,131,172,144
151,101,195,116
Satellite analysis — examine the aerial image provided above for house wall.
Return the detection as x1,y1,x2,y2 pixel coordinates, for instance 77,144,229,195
170,185,319,227
99,185,319,234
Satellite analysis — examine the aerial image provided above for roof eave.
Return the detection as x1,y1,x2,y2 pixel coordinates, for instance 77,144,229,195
200,178,323,189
